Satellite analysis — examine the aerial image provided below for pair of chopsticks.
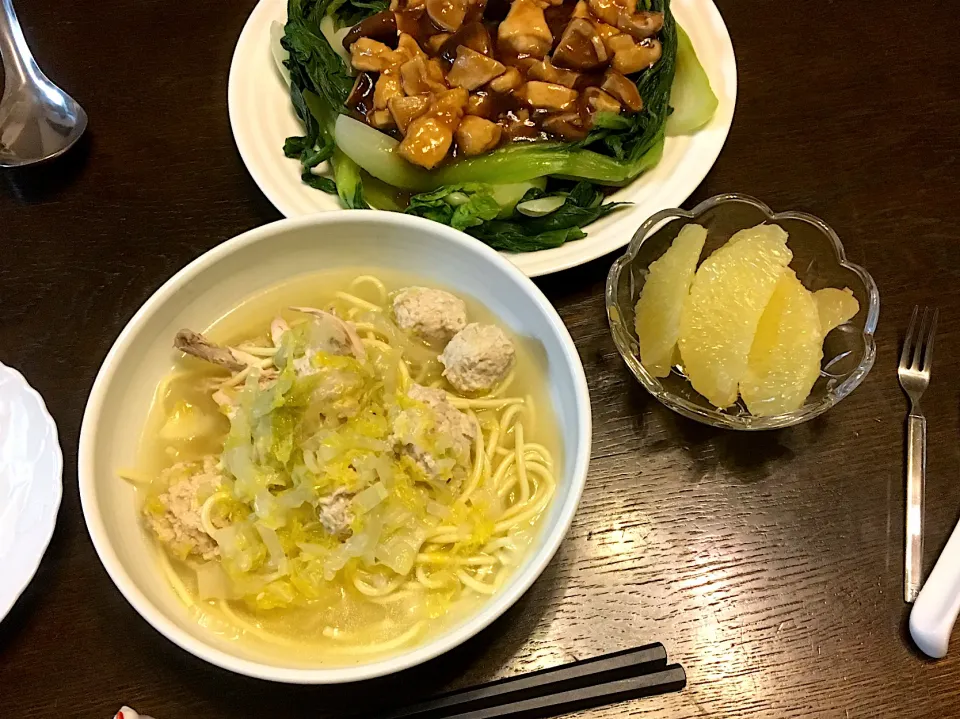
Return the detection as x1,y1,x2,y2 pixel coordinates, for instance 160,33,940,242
375,643,685,719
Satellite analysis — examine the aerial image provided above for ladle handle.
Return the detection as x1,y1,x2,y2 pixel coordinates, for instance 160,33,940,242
0,0,36,91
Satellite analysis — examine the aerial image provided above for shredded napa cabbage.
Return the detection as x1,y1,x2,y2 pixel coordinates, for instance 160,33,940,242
148,318,494,611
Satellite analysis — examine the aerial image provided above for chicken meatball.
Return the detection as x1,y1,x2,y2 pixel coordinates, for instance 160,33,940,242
393,383,476,479
392,286,467,345
439,323,516,394
318,488,354,540
144,456,223,560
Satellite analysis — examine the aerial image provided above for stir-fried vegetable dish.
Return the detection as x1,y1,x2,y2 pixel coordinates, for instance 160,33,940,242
277,0,718,250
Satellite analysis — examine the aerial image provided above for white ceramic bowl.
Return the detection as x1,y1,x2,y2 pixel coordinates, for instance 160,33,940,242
79,211,592,684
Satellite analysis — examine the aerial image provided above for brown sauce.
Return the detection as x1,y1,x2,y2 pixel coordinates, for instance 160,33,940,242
343,0,657,155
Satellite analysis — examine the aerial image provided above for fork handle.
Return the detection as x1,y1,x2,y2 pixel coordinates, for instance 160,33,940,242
905,413,926,603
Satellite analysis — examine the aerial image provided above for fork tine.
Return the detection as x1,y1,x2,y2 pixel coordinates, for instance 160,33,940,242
900,305,919,368
911,307,931,370
921,308,939,373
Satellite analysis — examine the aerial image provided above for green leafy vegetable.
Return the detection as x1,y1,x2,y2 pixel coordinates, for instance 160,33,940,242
667,25,719,135
466,182,629,253
405,185,502,231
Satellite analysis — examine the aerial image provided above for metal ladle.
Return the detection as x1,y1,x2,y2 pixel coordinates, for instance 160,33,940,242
0,0,87,168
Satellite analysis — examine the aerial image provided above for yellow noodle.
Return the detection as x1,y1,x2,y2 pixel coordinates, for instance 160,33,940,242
416,564,456,589
321,622,425,655
416,553,498,566
218,602,303,648
488,368,516,398
514,422,530,504
456,568,501,595
350,567,406,597
457,413,486,504
157,550,195,608
449,396,524,410
199,492,231,536
335,291,382,313
348,275,388,305
117,468,153,484
353,322,393,339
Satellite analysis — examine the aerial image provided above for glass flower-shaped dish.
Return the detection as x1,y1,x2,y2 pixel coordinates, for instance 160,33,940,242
606,193,880,430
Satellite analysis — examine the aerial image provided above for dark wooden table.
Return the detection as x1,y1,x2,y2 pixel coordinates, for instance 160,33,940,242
2,0,960,716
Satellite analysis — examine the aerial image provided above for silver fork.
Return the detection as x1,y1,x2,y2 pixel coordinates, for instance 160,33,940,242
899,306,939,603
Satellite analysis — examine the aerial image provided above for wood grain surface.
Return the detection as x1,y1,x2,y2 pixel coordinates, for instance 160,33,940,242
2,0,960,717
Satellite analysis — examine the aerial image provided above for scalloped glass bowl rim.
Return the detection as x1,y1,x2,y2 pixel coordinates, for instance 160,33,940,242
605,193,880,430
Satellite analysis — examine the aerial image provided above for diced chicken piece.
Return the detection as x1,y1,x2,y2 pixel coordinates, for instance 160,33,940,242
588,0,636,27
440,323,516,394
520,81,578,111
400,55,448,95
527,59,581,89
144,456,223,561
289,307,367,361
487,66,522,93
426,0,468,32
617,11,664,40
601,69,643,111
572,0,590,18
397,33,428,63
542,112,588,140
456,115,502,155
595,22,621,46
467,92,495,117
552,18,608,70
430,87,469,128
612,38,661,74
389,94,432,134
350,37,399,72
399,116,455,168
582,86,621,114
369,108,397,129
374,72,404,110
174,330,248,372
270,317,289,347
392,286,468,344
393,384,476,479
606,33,634,54
498,0,553,59
427,33,452,54
408,385,476,450
318,488,354,540
447,46,506,91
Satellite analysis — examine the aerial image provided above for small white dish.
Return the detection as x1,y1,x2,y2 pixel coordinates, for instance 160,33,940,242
0,363,63,622
227,0,737,277
79,211,592,683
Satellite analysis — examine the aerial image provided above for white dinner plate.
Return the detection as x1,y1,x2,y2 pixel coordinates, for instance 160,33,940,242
228,0,737,276
0,363,62,622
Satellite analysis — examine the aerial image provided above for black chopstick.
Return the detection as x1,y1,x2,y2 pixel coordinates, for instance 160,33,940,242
442,665,686,719
375,643,675,719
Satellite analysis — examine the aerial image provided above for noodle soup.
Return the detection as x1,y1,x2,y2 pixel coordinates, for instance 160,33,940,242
123,268,561,665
